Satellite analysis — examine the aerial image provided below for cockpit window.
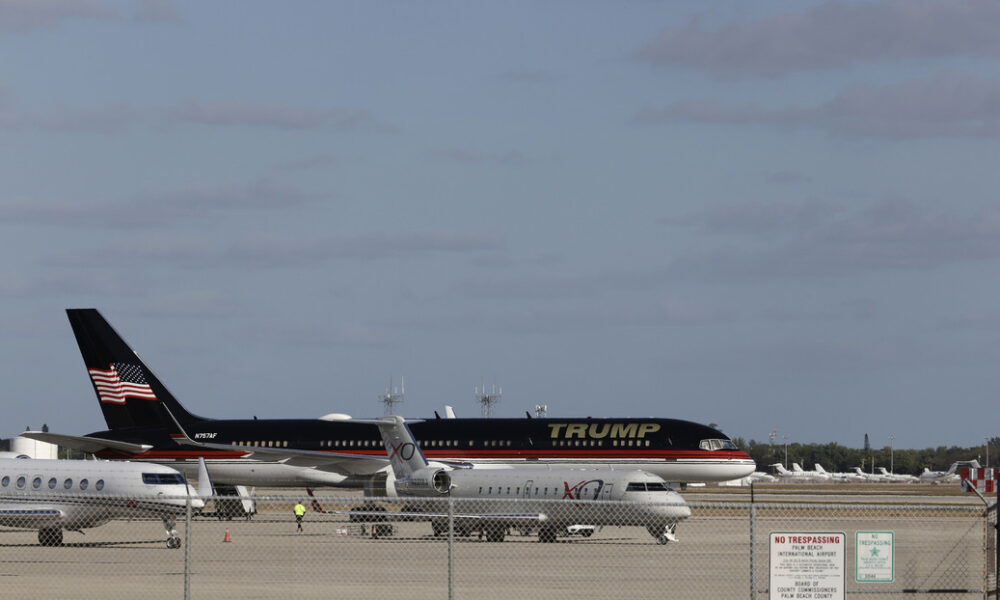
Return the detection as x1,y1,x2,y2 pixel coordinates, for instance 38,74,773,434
142,473,186,485
699,439,738,451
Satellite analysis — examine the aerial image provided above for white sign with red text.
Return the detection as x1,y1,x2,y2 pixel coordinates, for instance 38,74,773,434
770,532,845,600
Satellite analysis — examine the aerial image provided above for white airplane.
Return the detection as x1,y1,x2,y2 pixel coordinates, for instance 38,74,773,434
359,415,692,544
770,463,830,482
918,460,978,484
813,464,868,483
849,467,887,482
877,467,918,483
0,456,210,547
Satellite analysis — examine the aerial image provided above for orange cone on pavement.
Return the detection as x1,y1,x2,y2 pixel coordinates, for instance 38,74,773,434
224,528,231,542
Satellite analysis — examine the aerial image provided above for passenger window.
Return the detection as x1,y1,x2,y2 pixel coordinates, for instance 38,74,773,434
16,476,26,489
1,475,8,487
96,480,104,491
80,479,89,491
48,478,57,489
64,479,72,489
32,477,42,489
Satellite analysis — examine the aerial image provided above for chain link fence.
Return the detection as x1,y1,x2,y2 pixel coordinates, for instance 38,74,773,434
1,493,996,599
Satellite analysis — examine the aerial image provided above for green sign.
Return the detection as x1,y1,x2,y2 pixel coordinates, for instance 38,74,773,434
856,531,894,583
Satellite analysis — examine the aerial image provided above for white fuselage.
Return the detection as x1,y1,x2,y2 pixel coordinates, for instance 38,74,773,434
0,458,201,533
403,467,691,528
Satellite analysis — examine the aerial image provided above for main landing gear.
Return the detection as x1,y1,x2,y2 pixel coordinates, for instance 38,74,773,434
38,527,63,546
163,516,182,549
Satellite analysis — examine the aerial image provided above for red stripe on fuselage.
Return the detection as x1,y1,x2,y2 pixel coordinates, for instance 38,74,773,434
95,448,751,461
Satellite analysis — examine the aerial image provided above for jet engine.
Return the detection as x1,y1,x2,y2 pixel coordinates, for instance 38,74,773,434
393,467,452,497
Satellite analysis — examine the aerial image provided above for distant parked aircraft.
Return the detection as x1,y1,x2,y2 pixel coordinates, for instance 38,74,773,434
919,460,979,484
877,467,918,483
770,463,830,482
813,464,867,483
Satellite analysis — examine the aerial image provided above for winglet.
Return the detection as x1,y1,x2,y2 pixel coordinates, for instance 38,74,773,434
196,456,214,499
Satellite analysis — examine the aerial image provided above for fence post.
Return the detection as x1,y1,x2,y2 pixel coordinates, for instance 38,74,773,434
448,496,455,600
749,500,756,600
184,493,192,600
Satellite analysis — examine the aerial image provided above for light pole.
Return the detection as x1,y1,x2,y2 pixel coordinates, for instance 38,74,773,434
888,435,895,474
783,435,789,469
986,436,990,469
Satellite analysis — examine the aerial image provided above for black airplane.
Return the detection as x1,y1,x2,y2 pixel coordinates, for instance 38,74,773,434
26,309,755,494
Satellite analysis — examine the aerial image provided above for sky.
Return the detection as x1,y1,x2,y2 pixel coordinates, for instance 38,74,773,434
1,0,999,451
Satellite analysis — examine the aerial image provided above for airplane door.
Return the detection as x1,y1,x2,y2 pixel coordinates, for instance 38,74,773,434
601,483,614,500
522,480,533,498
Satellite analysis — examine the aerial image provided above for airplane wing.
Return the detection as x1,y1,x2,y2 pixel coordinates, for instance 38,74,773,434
169,436,389,475
0,507,65,529
21,431,152,455
160,405,388,475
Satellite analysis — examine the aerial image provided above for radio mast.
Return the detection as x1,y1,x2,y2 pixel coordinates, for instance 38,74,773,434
475,381,501,418
380,376,404,416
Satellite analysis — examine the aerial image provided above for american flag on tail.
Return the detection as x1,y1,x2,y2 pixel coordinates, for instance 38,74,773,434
88,363,157,404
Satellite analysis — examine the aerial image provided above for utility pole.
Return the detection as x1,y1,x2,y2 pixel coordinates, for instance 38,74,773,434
783,435,789,469
889,435,895,474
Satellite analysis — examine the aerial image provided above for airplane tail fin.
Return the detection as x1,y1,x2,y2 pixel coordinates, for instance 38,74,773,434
814,464,827,474
791,462,804,472
66,309,202,430
372,416,429,479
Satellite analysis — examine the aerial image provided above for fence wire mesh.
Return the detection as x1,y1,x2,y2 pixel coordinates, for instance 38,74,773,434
0,492,993,599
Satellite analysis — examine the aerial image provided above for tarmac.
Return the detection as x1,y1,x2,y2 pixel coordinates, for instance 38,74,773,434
0,484,993,599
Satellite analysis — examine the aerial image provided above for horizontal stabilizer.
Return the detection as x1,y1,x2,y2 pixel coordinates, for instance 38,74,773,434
21,431,152,455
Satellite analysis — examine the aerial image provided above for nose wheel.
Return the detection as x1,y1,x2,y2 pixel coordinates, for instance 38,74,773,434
648,523,678,544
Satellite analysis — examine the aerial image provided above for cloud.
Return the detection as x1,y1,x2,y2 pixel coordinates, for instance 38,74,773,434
667,197,1000,280
0,0,120,35
636,0,1000,77
32,103,142,133
47,230,505,270
132,0,181,23
638,70,1000,139
0,177,314,228
765,171,814,185
664,200,843,236
436,148,528,166
165,101,391,132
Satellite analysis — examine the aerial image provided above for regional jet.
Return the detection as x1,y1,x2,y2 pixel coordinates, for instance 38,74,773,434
313,415,692,544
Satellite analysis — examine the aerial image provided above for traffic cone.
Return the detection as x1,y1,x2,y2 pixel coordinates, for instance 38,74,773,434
223,529,231,543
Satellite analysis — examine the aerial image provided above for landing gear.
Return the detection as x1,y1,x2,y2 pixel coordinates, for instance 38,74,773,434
163,516,182,549
648,523,678,544
538,526,558,543
38,527,63,546
484,525,506,543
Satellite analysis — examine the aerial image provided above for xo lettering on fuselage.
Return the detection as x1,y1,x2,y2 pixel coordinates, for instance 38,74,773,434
547,423,661,439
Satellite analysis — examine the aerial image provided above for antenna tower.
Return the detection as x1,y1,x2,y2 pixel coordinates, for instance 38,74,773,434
380,376,404,416
534,404,548,418
475,381,501,418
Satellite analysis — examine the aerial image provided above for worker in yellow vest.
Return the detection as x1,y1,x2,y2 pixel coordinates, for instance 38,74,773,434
294,501,306,532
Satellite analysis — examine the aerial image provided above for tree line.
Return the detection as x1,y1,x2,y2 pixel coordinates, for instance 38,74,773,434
730,436,1000,475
